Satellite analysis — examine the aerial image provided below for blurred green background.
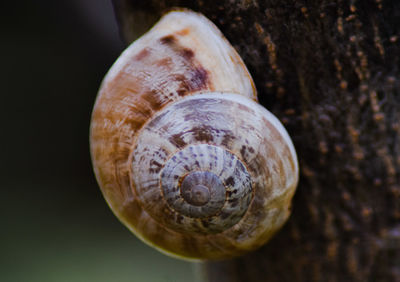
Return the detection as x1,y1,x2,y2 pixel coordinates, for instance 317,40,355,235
1,1,197,281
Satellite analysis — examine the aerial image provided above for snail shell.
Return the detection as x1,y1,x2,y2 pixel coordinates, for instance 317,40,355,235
90,10,298,260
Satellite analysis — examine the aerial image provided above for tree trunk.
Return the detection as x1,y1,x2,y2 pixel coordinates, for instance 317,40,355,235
111,1,400,281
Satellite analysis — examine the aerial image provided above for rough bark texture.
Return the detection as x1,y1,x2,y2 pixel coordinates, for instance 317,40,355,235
111,1,400,281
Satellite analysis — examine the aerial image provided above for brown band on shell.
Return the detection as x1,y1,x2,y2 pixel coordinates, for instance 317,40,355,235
90,28,216,209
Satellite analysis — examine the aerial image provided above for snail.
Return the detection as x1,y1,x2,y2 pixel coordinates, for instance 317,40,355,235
90,9,299,260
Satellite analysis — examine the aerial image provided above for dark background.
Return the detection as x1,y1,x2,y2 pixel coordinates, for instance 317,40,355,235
1,1,196,281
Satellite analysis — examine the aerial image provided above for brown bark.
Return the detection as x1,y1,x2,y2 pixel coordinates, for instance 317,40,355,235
111,1,400,281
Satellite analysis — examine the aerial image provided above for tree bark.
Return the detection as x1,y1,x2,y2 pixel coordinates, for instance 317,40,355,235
111,1,400,281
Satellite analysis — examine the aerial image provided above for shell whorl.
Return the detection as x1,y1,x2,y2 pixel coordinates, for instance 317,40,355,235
137,143,253,234
161,144,252,218
90,10,299,260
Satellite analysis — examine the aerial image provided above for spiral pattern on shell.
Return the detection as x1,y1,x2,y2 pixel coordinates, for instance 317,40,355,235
90,10,299,260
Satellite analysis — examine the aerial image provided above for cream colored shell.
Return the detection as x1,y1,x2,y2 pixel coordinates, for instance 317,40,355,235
90,10,299,260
